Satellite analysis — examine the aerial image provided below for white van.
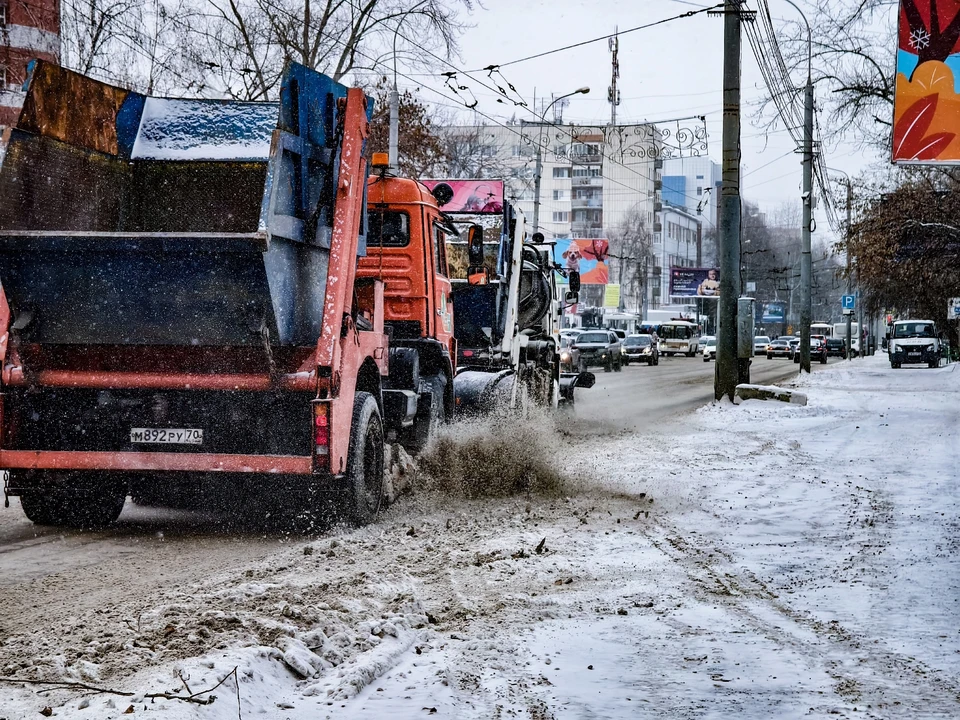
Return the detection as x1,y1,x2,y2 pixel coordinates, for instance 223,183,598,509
658,321,701,357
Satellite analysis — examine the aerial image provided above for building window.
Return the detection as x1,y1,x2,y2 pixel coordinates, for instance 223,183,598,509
696,174,704,180
552,167,570,178
552,190,566,200
553,145,567,158
696,186,702,196
0,4,6,27
552,211,569,223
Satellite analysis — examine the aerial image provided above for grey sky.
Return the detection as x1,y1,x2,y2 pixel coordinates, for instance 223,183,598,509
391,0,886,241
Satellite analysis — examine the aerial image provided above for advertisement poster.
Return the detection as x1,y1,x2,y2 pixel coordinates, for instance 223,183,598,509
603,284,621,308
893,0,960,162
761,301,787,323
553,238,611,284
669,267,720,298
420,179,504,213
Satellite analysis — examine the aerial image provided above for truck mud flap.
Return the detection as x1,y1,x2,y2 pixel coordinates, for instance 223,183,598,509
453,369,515,417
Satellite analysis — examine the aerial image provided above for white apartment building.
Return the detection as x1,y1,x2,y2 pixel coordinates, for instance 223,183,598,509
661,157,721,231
442,121,661,243
650,203,702,308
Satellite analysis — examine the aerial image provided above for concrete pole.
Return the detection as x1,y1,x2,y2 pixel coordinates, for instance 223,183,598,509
799,79,813,373
715,0,742,401
533,141,543,233
844,179,852,359
388,88,399,169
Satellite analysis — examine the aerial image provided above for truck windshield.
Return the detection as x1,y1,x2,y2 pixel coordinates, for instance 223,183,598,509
577,333,609,343
367,210,410,247
894,323,935,338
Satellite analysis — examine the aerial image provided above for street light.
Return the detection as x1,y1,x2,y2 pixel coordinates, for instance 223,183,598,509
826,167,855,361
531,87,590,233
781,0,814,373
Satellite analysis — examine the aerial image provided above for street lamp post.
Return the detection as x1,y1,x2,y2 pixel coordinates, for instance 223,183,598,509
531,87,590,233
782,0,814,373
827,167,853,360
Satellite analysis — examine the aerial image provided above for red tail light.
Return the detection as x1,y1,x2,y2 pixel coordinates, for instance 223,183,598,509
312,400,331,471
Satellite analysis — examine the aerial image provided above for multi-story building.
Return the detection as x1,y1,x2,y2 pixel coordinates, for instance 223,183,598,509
0,0,60,129
661,157,721,232
442,121,661,244
650,203,701,309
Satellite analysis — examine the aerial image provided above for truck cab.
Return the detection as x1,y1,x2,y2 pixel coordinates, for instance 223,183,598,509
357,164,456,451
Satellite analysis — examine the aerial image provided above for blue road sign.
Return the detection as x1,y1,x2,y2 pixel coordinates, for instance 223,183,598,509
842,294,856,310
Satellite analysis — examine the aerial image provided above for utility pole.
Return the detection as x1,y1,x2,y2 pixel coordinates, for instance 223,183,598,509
608,28,620,127
388,20,405,170
713,0,743,401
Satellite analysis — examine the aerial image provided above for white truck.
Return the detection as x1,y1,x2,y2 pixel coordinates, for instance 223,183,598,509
833,322,861,356
888,320,942,368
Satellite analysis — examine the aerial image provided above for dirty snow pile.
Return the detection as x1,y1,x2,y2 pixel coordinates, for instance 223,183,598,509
1,355,959,718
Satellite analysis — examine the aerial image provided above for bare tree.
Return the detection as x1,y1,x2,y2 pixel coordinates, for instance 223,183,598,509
606,204,653,313
366,77,446,179
438,124,513,179
60,0,146,82
770,0,895,150
181,0,471,101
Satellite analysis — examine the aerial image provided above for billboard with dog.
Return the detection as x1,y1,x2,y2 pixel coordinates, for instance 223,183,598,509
554,238,611,285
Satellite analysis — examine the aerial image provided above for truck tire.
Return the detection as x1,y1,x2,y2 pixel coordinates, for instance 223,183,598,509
402,375,447,454
19,476,126,529
891,362,901,369
929,358,939,368
343,391,384,526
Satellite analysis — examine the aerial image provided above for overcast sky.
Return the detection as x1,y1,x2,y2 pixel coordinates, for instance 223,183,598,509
392,0,890,243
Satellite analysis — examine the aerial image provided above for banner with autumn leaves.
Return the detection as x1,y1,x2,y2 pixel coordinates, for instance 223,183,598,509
894,0,960,162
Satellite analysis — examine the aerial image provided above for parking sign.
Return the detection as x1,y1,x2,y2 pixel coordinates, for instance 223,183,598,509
949,297,960,319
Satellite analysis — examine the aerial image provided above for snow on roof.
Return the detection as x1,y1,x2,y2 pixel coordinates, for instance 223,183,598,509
131,97,279,161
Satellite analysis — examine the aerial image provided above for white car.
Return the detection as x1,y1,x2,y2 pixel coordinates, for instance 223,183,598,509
753,335,771,355
701,336,717,362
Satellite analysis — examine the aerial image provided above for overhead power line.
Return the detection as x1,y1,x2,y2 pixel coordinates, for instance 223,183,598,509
470,4,724,71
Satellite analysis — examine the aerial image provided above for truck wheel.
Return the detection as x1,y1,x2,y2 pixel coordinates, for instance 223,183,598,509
19,476,126,529
891,362,901,369
402,375,447,454
343,392,384,526
929,358,939,368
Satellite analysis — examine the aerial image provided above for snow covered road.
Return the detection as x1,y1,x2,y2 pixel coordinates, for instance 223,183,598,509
1,355,958,719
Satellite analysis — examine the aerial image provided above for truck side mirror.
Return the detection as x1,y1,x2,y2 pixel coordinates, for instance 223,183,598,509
568,270,581,294
467,224,488,285
564,291,579,305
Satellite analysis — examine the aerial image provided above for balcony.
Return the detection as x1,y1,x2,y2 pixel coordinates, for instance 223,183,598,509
571,176,603,187
571,196,602,209
570,153,602,164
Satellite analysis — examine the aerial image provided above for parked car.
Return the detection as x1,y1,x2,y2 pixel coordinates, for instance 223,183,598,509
702,335,717,362
825,338,847,358
766,338,793,359
623,333,659,366
794,337,828,364
559,335,583,372
753,335,771,355
573,330,623,372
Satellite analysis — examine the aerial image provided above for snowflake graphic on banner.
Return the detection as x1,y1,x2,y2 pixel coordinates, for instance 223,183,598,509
910,27,931,51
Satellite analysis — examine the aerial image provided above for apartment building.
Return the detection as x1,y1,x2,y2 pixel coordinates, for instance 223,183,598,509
0,0,60,129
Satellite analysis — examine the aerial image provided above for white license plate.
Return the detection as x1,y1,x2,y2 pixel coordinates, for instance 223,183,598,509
130,428,203,445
